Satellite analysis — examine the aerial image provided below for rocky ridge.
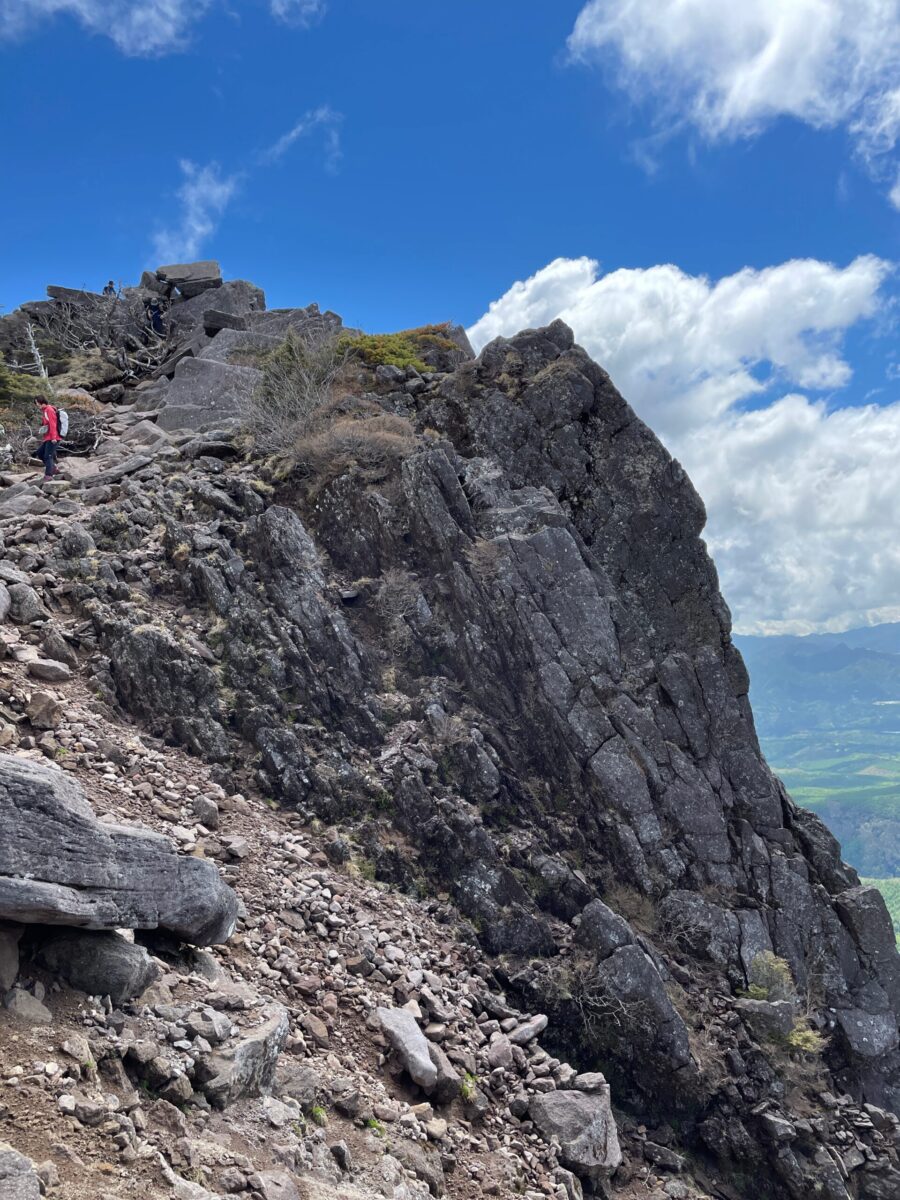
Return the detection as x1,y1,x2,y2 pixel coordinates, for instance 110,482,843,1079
0,266,897,1200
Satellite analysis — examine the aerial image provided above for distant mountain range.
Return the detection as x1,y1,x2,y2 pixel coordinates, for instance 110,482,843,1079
736,623,900,930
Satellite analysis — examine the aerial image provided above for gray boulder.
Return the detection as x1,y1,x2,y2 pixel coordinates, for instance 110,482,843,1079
575,898,634,959
376,1007,438,1089
734,998,796,1041
34,929,160,1004
836,1008,900,1059
0,754,238,945
0,1142,40,1199
530,1086,622,1183
426,1040,462,1104
156,260,222,299
194,1004,290,1108
4,988,51,1025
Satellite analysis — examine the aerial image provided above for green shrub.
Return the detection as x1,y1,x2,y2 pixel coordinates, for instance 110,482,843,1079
338,323,460,375
748,951,796,1002
309,1104,328,1127
459,1071,478,1101
787,1024,828,1054
338,331,431,373
743,984,769,1001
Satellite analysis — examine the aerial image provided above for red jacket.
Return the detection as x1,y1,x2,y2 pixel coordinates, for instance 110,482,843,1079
40,404,59,443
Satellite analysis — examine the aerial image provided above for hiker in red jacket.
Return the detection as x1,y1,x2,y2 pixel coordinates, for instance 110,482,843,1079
34,396,60,481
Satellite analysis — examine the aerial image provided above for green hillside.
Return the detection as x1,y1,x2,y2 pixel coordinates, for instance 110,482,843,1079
736,624,900,930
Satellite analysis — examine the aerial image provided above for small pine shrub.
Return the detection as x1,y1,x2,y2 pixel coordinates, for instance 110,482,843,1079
748,951,796,1002
338,331,431,374
787,1024,828,1054
309,1104,328,1127
743,984,769,1001
459,1071,478,1101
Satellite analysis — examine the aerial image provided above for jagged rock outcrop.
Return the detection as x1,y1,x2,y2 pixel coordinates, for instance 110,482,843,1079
0,754,238,944
1,263,899,1199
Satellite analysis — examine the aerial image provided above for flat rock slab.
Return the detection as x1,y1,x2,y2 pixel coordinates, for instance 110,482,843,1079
156,260,222,299
0,754,238,945
376,1006,438,1089
157,358,261,432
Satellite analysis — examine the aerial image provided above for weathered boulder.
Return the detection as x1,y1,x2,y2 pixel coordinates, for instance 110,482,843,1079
734,998,796,1042
194,1005,290,1107
426,1040,461,1104
530,1086,622,1183
575,899,634,959
7,583,46,624
4,988,52,1025
0,1142,40,1199
836,1008,900,1059
33,929,160,1004
0,754,238,945
156,260,222,299
376,1007,438,1089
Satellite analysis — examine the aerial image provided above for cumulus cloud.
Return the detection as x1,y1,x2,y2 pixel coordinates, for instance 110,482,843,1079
569,0,900,197
152,160,239,263
0,0,208,55
260,105,342,171
468,255,898,634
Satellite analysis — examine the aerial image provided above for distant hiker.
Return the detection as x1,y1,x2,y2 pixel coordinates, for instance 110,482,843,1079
102,280,116,297
33,396,60,481
147,297,165,335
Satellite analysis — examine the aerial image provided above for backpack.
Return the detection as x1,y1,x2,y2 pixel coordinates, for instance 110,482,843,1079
53,407,69,438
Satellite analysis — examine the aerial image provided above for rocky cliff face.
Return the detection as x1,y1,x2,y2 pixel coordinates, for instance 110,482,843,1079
0,268,898,1200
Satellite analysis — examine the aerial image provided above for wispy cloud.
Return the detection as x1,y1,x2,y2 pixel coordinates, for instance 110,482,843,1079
153,104,342,261
269,0,326,28
152,160,239,263
0,0,327,56
0,0,209,56
569,0,900,207
260,105,343,171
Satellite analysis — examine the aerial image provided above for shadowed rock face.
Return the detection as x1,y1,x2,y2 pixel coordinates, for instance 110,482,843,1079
0,755,238,945
49,315,900,1197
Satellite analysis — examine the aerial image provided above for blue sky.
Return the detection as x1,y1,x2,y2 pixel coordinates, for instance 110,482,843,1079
3,0,900,634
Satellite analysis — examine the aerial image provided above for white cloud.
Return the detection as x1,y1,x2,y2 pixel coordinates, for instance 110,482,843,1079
269,0,325,26
0,0,327,54
569,0,900,198
260,105,342,171
468,255,899,634
0,0,208,55
152,160,239,263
